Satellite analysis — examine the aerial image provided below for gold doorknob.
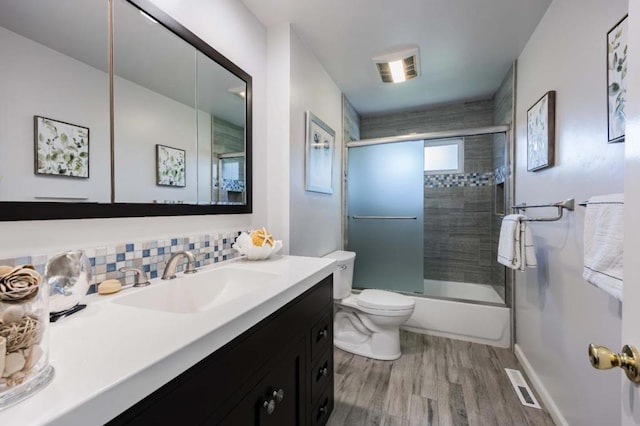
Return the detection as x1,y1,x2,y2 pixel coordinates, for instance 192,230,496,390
588,343,640,383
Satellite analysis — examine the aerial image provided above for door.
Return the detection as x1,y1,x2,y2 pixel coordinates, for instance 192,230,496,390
622,1,640,424
347,140,424,293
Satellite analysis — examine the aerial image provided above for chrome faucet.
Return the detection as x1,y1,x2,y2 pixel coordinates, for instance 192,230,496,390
162,250,198,280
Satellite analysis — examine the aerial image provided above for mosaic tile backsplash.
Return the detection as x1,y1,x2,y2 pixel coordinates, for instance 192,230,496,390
0,230,243,295
424,171,494,188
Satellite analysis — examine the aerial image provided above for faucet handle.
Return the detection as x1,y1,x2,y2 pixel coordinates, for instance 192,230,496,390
182,251,198,275
119,267,151,287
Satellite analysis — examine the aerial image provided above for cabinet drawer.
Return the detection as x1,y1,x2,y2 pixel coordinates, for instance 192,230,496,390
310,311,332,361
220,338,304,426
310,348,333,403
310,385,333,426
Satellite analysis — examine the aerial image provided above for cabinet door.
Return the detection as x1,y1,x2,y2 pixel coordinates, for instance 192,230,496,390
220,338,304,426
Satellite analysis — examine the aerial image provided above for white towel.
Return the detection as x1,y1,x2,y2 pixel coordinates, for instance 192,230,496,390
497,214,537,270
583,194,624,301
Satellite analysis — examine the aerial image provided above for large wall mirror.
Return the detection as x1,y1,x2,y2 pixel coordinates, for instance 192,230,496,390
0,0,252,220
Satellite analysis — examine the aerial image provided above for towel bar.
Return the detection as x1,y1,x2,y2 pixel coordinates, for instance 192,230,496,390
351,215,418,220
511,198,574,222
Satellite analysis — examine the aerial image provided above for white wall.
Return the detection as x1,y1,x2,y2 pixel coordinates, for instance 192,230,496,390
0,0,266,256
288,28,343,257
114,76,198,203
266,23,291,252
0,27,110,202
515,0,627,424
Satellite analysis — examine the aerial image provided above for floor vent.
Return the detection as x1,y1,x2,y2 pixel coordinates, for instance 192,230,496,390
505,368,541,409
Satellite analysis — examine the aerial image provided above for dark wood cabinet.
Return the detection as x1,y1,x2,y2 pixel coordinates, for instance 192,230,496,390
108,275,334,426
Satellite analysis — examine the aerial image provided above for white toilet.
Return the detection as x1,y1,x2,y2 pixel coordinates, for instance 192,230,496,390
324,250,415,361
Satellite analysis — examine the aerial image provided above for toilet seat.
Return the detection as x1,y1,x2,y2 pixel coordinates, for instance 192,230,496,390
337,290,415,317
357,289,415,311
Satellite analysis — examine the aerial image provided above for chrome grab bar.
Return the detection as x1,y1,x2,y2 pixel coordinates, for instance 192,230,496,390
511,198,574,222
351,215,417,220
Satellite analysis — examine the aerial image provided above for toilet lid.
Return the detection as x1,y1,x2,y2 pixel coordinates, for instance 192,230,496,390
357,289,415,311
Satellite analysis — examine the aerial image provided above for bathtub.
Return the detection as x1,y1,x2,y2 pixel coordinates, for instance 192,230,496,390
402,292,511,348
422,279,504,304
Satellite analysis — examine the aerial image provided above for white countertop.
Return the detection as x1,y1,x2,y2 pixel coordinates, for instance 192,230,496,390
0,255,335,425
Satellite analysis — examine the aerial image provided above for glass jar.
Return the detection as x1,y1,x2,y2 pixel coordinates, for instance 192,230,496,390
0,265,54,410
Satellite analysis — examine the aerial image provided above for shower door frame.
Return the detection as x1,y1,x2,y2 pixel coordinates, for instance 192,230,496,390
342,125,514,310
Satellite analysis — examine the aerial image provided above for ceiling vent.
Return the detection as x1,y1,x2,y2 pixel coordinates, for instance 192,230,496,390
372,45,420,84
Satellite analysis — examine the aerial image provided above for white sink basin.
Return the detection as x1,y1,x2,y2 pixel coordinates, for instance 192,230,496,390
113,266,277,314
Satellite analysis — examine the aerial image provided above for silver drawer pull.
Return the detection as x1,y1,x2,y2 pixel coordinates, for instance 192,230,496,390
273,388,284,403
317,366,328,379
263,399,276,414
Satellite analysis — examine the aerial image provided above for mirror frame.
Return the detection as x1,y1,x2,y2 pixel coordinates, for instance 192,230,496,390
0,0,252,221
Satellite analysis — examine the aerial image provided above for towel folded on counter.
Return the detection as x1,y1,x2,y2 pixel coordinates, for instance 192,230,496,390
583,194,624,301
497,214,537,271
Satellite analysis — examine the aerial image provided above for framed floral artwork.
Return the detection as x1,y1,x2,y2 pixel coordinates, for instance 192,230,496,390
34,116,89,178
156,144,186,187
607,15,628,143
527,91,556,172
305,111,335,194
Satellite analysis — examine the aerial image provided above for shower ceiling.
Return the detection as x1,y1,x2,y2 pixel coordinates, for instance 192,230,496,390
241,0,552,115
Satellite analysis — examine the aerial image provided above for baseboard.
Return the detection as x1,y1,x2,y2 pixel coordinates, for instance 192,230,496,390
514,344,568,426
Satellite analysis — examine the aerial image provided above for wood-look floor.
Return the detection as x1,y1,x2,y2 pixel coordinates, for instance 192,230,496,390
327,331,555,426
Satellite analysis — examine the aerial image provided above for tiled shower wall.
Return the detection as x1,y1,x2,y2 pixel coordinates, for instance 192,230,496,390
423,133,496,284
0,230,243,295
343,95,361,143
360,99,495,139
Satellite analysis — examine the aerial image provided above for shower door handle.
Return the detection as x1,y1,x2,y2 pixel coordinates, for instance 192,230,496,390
351,216,417,220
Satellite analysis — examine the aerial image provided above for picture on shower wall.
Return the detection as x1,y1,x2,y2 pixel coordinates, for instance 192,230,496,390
156,144,186,187
34,116,89,178
527,91,555,172
305,111,335,194
607,15,627,143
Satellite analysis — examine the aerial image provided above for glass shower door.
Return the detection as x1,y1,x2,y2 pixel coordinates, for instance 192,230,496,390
347,140,424,293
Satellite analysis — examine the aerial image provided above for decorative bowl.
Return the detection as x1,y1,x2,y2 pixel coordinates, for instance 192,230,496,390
232,232,283,260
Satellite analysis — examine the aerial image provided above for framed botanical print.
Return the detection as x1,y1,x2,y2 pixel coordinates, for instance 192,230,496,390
34,116,89,178
527,91,556,172
305,111,335,194
156,144,186,187
607,15,628,143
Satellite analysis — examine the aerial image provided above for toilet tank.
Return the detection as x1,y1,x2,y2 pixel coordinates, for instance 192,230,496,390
323,250,356,299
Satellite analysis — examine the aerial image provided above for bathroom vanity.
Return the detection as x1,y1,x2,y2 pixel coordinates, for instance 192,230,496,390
110,268,334,425
0,256,335,425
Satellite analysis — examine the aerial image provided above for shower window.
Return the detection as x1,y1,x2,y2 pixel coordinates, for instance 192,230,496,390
423,138,464,174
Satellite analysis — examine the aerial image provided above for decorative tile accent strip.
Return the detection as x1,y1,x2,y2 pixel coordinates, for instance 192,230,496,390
424,172,494,188
494,166,506,184
220,179,245,192
0,230,244,296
